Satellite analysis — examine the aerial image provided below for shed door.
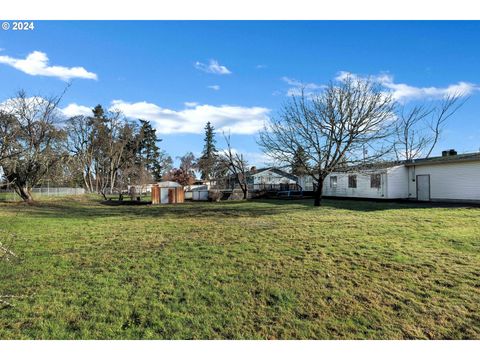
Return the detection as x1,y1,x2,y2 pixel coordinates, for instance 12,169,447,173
160,188,169,204
416,175,430,201
168,188,175,203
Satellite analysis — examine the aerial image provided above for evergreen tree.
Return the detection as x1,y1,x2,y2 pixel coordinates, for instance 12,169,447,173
92,104,105,119
291,145,309,176
138,120,166,181
198,121,218,180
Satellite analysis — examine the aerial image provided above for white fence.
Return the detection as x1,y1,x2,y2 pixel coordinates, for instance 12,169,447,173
31,187,85,196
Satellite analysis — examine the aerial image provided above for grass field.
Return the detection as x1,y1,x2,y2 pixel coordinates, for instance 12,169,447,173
0,196,479,339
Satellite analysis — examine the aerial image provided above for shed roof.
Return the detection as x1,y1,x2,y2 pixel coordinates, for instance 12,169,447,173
156,181,183,188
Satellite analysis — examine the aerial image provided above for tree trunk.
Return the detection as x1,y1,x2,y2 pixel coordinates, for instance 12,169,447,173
14,185,34,203
242,186,248,199
83,172,92,193
313,178,324,207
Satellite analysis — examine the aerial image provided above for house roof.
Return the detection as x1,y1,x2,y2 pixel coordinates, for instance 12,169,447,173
330,151,480,172
334,161,404,172
250,167,298,181
404,152,480,167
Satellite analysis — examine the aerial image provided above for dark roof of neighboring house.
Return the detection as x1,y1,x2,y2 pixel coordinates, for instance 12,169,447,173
404,152,480,167
331,152,480,172
333,160,405,172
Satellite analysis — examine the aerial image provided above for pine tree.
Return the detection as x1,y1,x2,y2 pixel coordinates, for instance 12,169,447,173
92,104,105,119
291,145,309,176
198,122,218,180
138,120,166,181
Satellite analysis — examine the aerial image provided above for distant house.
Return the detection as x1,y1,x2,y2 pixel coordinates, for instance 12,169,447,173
224,167,299,191
298,150,480,203
249,167,298,190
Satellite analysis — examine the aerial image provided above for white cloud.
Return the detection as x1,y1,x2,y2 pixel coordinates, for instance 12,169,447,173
61,103,92,117
194,59,231,75
4,96,269,135
256,64,267,69
184,102,198,107
281,76,325,96
245,151,273,166
336,71,478,102
105,100,269,135
0,51,97,81
208,85,220,91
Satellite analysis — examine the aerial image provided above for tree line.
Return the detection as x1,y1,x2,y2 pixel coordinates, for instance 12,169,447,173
0,90,248,202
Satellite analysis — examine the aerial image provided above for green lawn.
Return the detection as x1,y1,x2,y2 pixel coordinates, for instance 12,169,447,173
0,196,479,339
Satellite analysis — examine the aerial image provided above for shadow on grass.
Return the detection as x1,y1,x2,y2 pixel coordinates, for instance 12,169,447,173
254,197,479,211
1,195,477,221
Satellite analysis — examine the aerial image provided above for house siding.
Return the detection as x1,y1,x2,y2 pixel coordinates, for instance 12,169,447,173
287,158,480,203
322,172,387,199
386,165,409,199
299,166,408,200
407,161,480,201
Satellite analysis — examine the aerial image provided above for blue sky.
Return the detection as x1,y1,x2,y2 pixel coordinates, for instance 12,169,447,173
1,21,479,166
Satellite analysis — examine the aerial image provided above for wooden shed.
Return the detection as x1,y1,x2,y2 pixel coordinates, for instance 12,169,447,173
151,181,185,204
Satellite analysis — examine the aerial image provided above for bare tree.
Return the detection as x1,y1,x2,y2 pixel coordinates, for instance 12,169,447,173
220,133,249,199
65,115,96,192
68,107,143,199
394,94,466,160
259,77,395,206
0,90,67,202
178,152,198,178
164,168,195,186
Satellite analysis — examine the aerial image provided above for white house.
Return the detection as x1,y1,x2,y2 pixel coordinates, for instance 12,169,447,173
249,167,298,190
405,151,480,202
298,151,480,203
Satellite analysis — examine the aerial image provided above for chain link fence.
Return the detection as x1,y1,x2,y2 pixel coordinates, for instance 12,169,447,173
0,187,85,201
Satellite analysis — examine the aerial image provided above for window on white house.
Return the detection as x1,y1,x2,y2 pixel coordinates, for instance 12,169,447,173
370,174,381,189
348,175,357,188
330,176,337,188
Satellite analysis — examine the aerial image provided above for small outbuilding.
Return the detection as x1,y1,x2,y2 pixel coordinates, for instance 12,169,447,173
151,181,185,204
185,184,209,201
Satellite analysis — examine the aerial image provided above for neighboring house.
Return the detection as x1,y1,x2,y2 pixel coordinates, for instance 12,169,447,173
222,167,298,191
298,150,480,203
248,167,298,190
228,167,298,191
